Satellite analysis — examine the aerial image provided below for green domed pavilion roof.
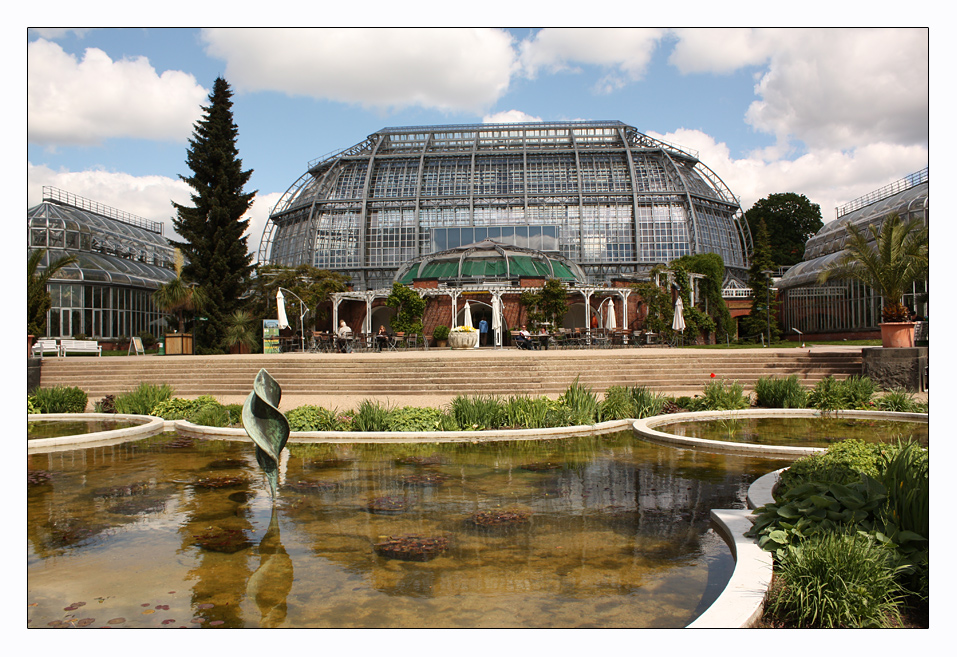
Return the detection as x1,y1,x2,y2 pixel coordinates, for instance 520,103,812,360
395,239,585,285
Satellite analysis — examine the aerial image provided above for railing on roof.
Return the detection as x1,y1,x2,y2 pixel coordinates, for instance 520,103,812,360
836,167,928,218
42,186,164,235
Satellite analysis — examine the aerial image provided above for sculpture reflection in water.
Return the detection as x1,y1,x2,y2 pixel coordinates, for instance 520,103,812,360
247,506,293,628
242,369,290,498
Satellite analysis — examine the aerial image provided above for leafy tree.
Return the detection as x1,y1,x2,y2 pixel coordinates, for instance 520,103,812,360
741,218,781,342
819,212,928,322
247,264,350,331
28,248,78,336
171,77,256,354
386,282,426,334
518,278,568,329
671,252,733,341
745,192,823,267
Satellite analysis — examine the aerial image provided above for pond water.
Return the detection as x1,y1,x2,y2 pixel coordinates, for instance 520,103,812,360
655,416,928,449
27,431,784,629
28,418,145,440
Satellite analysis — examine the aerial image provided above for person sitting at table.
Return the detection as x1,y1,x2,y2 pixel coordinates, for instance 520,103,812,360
515,324,533,350
336,320,353,353
374,325,390,352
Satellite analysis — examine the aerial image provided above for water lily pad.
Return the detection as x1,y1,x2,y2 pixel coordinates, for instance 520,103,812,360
193,528,251,554
107,617,125,624
285,480,337,493
162,619,176,625
210,620,225,626
373,534,450,561
196,603,214,609
365,496,415,514
28,470,53,486
468,509,530,529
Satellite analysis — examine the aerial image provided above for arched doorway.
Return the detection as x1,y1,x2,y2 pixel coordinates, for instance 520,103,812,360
457,300,493,346
371,306,397,333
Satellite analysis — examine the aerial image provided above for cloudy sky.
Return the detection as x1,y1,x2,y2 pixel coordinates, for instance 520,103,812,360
27,27,930,257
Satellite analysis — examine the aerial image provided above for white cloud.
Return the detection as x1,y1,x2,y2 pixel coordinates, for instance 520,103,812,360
668,28,774,74
28,163,273,257
483,110,542,123
666,28,928,153
28,38,208,146
201,28,517,113
519,28,664,91
647,128,928,221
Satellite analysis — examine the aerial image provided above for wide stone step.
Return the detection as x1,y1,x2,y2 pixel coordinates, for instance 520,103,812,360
37,349,863,402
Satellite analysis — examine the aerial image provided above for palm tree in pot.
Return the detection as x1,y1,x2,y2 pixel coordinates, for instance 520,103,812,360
152,249,207,353
818,212,928,347
225,309,258,354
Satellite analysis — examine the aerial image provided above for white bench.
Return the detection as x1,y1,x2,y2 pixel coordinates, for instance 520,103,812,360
31,339,61,359
59,339,102,357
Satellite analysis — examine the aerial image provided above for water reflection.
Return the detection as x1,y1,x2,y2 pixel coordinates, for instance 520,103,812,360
27,432,785,628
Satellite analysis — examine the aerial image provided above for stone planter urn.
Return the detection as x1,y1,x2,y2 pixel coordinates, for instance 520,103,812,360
880,322,916,348
448,330,479,349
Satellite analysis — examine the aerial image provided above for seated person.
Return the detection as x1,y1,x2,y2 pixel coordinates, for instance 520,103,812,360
336,320,353,353
375,325,390,352
515,325,533,350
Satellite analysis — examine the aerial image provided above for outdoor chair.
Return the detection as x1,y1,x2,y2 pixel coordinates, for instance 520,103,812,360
406,334,418,349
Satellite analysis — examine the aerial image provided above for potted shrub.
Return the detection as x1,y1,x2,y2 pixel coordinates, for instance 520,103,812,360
818,213,927,348
432,324,450,348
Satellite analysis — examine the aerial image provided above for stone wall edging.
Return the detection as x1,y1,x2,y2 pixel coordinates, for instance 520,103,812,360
27,413,165,453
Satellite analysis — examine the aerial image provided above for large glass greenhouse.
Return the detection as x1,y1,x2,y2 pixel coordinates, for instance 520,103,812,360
777,168,929,337
259,121,752,290
28,187,176,340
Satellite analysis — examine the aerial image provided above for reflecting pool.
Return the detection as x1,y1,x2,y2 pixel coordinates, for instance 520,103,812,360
27,432,785,628
655,416,928,449
27,418,146,440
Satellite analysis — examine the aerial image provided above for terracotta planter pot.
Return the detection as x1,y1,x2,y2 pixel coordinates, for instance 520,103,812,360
880,322,916,348
448,331,479,349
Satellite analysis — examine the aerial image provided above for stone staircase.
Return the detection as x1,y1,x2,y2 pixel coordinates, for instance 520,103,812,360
37,348,863,400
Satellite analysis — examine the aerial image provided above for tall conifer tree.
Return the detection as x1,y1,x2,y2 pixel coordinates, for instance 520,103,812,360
172,77,256,353
742,218,781,342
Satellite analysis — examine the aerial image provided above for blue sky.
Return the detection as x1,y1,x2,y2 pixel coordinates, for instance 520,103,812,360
27,27,931,256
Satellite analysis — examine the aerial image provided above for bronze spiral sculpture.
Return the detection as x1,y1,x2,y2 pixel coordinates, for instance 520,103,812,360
242,369,290,498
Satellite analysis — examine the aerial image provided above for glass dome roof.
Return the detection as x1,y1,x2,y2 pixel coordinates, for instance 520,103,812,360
260,120,751,291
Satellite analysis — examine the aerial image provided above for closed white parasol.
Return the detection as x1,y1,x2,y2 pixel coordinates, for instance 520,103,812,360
276,289,290,330
672,297,686,332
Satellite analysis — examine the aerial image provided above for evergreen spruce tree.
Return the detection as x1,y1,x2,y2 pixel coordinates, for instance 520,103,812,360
172,77,256,353
742,218,781,342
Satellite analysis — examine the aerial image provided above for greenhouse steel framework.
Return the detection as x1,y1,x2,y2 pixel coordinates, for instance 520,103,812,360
259,120,752,291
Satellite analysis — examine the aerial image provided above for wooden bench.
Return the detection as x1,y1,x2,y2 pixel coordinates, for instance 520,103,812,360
31,339,60,359
59,339,102,357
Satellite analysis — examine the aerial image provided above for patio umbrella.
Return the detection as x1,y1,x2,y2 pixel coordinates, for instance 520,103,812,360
604,298,617,330
491,296,502,347
276,289,290,330
463,301,478,348
672,297,686,332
